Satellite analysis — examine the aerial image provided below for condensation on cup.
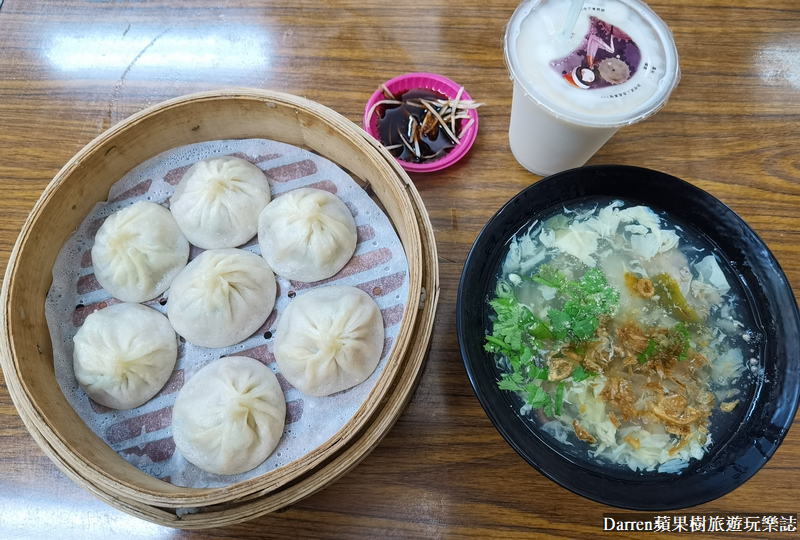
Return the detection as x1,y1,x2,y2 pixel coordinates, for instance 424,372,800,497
505,0,680,176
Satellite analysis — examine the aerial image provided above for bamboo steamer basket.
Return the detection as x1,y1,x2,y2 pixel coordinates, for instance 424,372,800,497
0,89,439,527
14,150,439,529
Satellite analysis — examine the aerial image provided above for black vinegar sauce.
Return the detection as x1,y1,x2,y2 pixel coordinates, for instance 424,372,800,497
377,88,459,163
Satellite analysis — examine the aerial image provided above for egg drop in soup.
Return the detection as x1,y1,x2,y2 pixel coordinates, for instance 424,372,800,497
485,200,760,473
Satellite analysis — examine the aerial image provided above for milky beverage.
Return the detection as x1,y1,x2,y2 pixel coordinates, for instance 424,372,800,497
505,0,679,175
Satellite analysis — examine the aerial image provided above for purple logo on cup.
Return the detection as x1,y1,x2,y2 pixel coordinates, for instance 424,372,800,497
550,17,641,90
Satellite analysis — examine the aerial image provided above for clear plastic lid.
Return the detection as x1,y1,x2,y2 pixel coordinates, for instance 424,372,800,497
505,0,680,128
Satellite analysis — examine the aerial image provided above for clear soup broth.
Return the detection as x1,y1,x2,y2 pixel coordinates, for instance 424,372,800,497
485,199,762,473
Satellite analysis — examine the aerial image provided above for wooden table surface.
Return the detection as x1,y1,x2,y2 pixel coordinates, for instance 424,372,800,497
1,0,799,538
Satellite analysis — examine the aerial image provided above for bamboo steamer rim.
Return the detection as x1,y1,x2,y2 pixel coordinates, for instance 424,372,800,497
0,89,434,510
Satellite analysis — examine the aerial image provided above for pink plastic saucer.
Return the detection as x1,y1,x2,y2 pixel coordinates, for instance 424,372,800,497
363,72,479,173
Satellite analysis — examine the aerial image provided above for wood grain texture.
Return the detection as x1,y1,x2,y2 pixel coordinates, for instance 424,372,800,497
1,0,799,538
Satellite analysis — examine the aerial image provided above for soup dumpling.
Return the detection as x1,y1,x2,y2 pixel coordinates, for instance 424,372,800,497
73,303,178,410
170,157,271,249
92,201,190,303
172,356,286,475
274,286,384,396
167,248,277,348
258,188,357,282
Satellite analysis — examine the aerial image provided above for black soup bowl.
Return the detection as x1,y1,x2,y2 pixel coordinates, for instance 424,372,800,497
457,165,800,510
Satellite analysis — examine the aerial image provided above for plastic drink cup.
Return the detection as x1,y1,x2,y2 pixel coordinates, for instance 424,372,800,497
505,0,680,176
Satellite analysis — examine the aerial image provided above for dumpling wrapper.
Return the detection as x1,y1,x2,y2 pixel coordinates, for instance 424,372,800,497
274,285,384,397
694,255,731,296
167,248,277,348
170,156,271,249
172,356,286,476
258,187,357,282
92,201,189,303
73,303,178,410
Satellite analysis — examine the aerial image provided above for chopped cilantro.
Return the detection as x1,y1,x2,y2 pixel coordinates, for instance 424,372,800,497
638,339,658,364
529,319,554,340
488,297,525,351
485,264,618,416
571,365,595,382
529,364,549,380
546,309,571,342
581,267,613,295
572,316,598,341
486,287,551,410
498,373,524,392
525,383,551,410
532,264,567,290
534,264,619,345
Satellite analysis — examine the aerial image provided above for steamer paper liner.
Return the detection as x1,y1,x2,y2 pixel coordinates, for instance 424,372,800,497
46,139,410,488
